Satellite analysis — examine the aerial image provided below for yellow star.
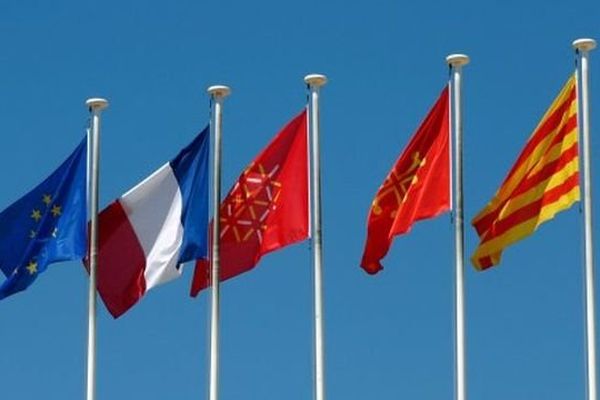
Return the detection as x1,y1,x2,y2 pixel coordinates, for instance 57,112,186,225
42,194,52,206
51,204,62,217
31,209,42,222
26,260,38,275
29,230,36,239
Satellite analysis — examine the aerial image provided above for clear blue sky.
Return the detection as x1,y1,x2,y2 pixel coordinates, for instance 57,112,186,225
1,0,599,399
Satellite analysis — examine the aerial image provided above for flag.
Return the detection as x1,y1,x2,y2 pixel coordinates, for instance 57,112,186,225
0,138,87,299
360,87,450,274
95,127,209,318
190,110,309,296
471,75,579,270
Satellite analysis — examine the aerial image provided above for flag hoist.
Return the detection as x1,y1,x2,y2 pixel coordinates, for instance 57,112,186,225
305,73,327,400
358,61,459,397
189,84,310,398
207,85,230,400
189,111,309,293
574,37,597,400
469,39,595,398
447,54,469,400
85,97,108,400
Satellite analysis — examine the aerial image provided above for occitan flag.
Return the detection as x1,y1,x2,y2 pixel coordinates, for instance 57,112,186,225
190,110,309,296
471,74,579,270
360,87,450,274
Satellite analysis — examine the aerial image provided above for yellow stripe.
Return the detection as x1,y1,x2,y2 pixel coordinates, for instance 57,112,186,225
473,132,577,228
496,103,575,197
496,157,579,222
471,185,580,266
528,74,577,137
474,97,576,225
473,130,555,224
472,76,577,226
473,77,576,224
527,128,577,177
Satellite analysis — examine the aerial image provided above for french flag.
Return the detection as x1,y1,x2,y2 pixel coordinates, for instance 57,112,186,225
95,127,209,318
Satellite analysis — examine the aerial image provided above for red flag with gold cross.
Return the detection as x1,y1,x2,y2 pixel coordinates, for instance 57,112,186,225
360,87,450,274
191,110,309,296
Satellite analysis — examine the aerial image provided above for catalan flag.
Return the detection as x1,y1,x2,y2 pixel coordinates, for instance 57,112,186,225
471,75,579,270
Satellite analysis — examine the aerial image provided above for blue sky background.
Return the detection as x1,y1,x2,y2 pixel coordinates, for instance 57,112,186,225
0,0,599,399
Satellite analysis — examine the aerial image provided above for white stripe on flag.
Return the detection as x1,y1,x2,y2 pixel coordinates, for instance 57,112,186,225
120,163,184,291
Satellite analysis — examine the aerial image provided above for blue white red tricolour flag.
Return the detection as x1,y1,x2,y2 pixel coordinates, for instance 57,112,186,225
94,127,209,318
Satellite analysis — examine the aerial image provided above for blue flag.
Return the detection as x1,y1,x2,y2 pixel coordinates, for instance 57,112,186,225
0,138,87,299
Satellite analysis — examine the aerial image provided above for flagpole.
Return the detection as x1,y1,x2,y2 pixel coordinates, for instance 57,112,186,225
574,38,598,400
207,85,230,400
85,97,108,400
305,73,327,400
446,54,469,400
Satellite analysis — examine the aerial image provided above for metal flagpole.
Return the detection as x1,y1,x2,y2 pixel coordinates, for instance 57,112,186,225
85,97,108,400
446,54,469,400
574,37,598,400
207,85,230,400
305,73,327,400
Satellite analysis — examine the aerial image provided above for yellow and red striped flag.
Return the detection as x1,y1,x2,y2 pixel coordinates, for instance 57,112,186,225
471,75,579,270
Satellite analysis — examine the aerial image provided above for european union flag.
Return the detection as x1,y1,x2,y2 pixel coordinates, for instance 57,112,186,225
0,138,87,299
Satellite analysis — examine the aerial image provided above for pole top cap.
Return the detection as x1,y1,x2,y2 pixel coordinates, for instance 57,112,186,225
304,74,328,87
573,38,597,52
446,54,470,67
207,85,231,98
85,98,109,111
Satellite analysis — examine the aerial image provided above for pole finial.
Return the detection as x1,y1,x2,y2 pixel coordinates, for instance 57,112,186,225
85,98,109,112
207,85,231,99
446,54,470,67
304,74,328,88
573,38,597,52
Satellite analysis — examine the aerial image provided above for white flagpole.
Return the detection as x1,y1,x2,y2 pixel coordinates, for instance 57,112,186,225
446,54,469,400
85,97,108,400
207,85,230,400
573,37,598,400
305,73,327,400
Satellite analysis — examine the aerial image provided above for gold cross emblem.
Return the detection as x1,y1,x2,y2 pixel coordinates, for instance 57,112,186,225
220,163,282,243
372,152,426,216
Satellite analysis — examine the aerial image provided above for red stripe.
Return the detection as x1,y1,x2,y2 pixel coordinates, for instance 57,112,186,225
478,256,494,270
474,174,580,269
500,88,576,185
96,200,147,318
480,172,580,244
473,116,577,235
546,115,578,147
509,143,578,198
